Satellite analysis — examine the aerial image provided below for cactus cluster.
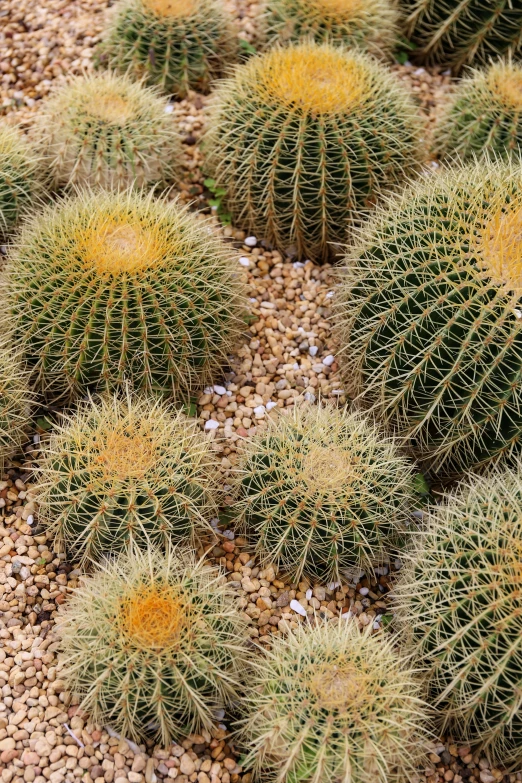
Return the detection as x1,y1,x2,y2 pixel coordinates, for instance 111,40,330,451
0,342,33,466
205,41,423,262
235,404,415,582
97,0,238,97
403,0,522,71
238,619,431,783
58,547,249,744
3,188,245,402
0,123,41,240
35,71,182,191
37,392,220,565
261,0,398,58
336,158,522,477
395,463,522,767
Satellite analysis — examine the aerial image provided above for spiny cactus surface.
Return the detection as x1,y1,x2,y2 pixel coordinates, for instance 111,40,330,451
394,464,522,767
58,547,249,744
336,159,522,477
0,123,41,240
261,0,398,57
3,189,245,402
37,392,220,565
434,61,522,162
97,0,238,97
235,404,415,582
238,619,430,783
205,42,423,262
35,71,182,190
403,0,522,70
0,341,33,466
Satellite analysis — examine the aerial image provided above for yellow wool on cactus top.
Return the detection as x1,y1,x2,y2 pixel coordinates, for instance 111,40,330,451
143,0,198,17
486,62,522,109
118,582,186,651
311,0,365,18
474,201,522,299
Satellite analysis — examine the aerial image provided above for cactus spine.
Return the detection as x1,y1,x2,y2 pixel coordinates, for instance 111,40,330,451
35,71,182,190
205,42,423,262
234,404,415,582
394,464,522,767
0,123,41,240
335,159,522,477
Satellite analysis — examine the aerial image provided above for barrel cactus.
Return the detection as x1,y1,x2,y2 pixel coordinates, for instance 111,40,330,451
3,188,245,402
0,123,41,240
234,404,415,582
261,0,398,58
434,61,522,162
336,159,522,477
37,392,220,565
97,0,238,97
0,341,33,466
35,71,182,190
58,547,249,744
395,464,522,767
205,42,423,262
238,619,430,783
403,0,522,71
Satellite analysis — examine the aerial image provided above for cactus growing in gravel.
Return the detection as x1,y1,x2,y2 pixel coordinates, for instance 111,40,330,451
35,71,182,190
261,0,399,57
0,123,40,240
205,42,423,262
394,464,522,767
97,0,238,97
238,619,431,783
335,159,522,477
0,342,33,466
3,188,245,402
58,547,249,744
403,0,522,70
37,392,220,565
434,61,522,162
234,404,415,582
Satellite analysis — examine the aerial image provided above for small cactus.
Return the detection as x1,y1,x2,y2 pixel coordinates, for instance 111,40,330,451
0,341,33,467
335,158,522,477
394,464,522,767
403,0,522,71
0,123,41,240
35,71,182,190
58,547,250,744
37,392,220,565
234,404,415,582
3,188,245,402
434,61,522,163
97,0,238,97
261,0,399,57
205,41,423,262
238,619,431,783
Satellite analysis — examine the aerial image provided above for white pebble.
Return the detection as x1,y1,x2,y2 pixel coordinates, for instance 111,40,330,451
323,355,335,366
213,709,226,720
293,261,305,268
222,529,235,540
395,559,403,571
204,386,213,394
374,566,388,576
304,392,316,403
244,236,257,247
33,434,40,444
327,582,341,591
254,405,266,416
306,588,312,600
164,103,174,114
312,363,325,373
359,587,369,596
341,611,353,620
204,420,219,430
266,401,277,411
213,385,226,395
308,346,318,357
373,621,381,630
325,291,334,299
290,599,307,617
239,257,250,267
26,515,34,526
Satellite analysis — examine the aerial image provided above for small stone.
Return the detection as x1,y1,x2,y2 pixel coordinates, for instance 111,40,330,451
213,385,226,395
179,755,196,776
239,257,250,267
204,420,219,430
244,236,257,247
290,599,307,617
0,738,15,752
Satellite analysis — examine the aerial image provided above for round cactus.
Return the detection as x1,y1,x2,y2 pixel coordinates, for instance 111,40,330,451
97,0,238,97
0,342,33,466
434,61,522,162
394,464,522,767
238,619,431,783
3,188,245,402
0,123,41,240
403,0,522,71
335,159,522,477
37,392,220,565
234,404,415,582
205,42,423,262
58,547,249,744
261,0,399,57
34,71,182,190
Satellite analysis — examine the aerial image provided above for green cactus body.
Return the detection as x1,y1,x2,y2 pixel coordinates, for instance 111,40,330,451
0,124,40,240
205,42,423,262
97,0,238,97
235,404,415,582
336,160,522,477
0,342,33,466
434,62,522,162
58,547,249,744
3,189,245,402
37,392,220,565
238,619,430,783
261,0,398,57
395,465,522,767
403,0,522,70
35,72,182,190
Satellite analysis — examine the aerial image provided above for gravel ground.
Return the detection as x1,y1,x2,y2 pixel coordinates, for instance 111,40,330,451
0,2,520,783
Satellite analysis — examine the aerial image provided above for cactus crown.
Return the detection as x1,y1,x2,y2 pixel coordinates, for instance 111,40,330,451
118,582,185,650
489,62,522,109
144,0,198,16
